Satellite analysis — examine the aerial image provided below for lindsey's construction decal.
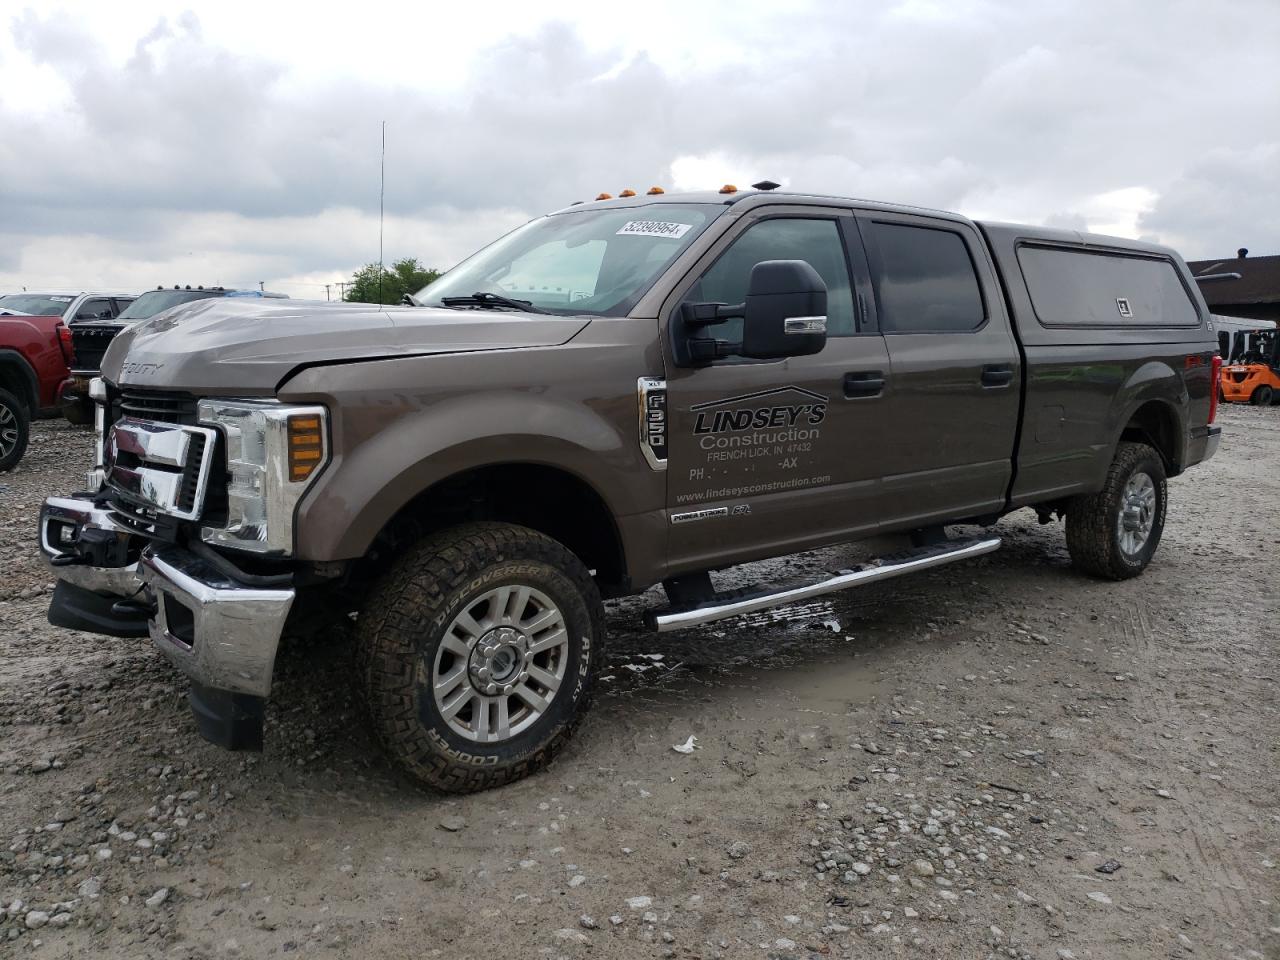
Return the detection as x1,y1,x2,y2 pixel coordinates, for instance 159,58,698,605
691,386,827,450
676,386,832,506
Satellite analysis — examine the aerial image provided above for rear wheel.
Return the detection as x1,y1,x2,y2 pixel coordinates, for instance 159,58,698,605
358,522,603,793
1252,385,1274,406
1066,441,1167,580
0,387,30,471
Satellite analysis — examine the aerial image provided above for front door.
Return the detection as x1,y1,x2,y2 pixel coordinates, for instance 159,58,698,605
662,209,893,574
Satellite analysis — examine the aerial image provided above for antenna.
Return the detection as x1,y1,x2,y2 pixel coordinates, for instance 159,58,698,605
377,120,386,304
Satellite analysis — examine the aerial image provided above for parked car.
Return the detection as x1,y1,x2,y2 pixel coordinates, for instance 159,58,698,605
38,185,1221,792
0,305,75,470
63,286,287,424
0,291,138,430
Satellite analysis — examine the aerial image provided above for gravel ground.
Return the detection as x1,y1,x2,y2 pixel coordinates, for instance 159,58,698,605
0,408,1276,959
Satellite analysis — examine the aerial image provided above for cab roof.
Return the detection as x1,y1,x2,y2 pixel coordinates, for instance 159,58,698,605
547,188,974,226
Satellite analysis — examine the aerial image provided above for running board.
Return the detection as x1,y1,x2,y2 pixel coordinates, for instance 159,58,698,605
647,536,1001,633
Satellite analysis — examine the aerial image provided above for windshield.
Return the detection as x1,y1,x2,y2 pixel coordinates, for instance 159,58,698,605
0,294,74,317
416,203,718,316
117,289,225,320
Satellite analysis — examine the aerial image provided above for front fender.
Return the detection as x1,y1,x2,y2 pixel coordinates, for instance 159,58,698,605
279,342,663,564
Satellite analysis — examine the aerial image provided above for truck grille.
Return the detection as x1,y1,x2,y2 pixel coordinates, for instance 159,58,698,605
70,325,122,375
119,389,199,425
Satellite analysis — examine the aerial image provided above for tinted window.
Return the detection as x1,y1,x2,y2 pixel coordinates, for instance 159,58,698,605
686,218,856,338
117,289,225,320
75,298,114,321
0,294,73,317
1017,246,1199,327
866,222,984,333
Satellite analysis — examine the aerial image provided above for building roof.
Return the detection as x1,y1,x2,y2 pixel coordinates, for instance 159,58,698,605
1186,251,1280,306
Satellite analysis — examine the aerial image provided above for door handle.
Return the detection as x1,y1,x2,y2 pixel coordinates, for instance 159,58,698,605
843,371,886,398
980,364,1014,388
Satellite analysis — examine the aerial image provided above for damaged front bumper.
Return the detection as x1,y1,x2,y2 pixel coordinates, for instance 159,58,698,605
39,494,294,751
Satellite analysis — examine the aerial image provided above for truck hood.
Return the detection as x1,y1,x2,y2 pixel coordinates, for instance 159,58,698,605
103,298,592,394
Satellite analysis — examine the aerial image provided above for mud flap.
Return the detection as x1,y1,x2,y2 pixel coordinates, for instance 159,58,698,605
188,681,265,752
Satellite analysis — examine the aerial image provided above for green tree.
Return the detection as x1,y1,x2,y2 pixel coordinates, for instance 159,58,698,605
344,257,441,304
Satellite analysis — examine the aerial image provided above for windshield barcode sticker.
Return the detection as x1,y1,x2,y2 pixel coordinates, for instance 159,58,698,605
616,220,692,239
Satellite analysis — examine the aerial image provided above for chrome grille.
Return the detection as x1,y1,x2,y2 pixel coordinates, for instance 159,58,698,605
104,417,217,522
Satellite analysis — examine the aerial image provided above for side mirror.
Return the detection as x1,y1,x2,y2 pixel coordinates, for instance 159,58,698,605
740,260,828,360
675,259,829,365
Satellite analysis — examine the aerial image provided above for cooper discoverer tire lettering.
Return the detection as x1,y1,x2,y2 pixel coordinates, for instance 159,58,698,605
357,521,603,793
1065,441,1167,580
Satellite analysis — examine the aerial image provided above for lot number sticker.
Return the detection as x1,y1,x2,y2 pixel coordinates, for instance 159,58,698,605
616,220,692,239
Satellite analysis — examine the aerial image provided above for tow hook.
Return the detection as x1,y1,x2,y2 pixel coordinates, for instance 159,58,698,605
111,596,157,619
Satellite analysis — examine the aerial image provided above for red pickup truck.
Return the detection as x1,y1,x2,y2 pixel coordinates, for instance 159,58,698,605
0,295,81,470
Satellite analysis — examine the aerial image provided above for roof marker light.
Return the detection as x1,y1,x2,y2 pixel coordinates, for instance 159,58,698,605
751,180,781,191
595,192,613,201
646,186,665,195
619,189,636,197
719,184,738,194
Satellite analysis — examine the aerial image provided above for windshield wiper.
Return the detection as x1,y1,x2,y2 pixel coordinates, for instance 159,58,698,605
439,291,548,314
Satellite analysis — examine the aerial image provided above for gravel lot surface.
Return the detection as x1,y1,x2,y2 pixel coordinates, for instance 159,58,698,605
0,409,1276,959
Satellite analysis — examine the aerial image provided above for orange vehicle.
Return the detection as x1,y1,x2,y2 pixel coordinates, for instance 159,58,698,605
1220,326,1279,405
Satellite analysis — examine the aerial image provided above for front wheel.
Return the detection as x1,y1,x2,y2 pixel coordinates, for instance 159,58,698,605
1065,441,1167,580
0,387,30,471
358,522,603,793
1252,385,1274,406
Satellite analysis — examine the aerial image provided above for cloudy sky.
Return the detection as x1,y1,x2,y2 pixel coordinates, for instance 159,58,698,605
2,0,1276,298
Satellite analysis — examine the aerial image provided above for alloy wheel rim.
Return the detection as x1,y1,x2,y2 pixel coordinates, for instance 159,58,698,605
1116,471,1157,556
431,584,569,743
0,403,16,459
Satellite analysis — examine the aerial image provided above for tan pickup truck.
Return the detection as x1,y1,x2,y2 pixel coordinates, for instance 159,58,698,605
39,184,1222,792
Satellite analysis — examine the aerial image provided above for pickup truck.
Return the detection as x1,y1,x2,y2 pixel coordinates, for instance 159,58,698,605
0,299,79,470
38,185,1223,793
63,287,288,424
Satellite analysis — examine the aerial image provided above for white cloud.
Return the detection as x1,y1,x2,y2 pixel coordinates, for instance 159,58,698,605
1,0,1277,294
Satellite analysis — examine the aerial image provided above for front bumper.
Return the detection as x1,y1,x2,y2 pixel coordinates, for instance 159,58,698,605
39,493,294,749
140,546,294,699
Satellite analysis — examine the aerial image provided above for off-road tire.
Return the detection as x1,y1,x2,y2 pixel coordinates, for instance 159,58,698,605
358,522,604,793
0,387,30,472
1252,385,1274,406
1066,441,1167,580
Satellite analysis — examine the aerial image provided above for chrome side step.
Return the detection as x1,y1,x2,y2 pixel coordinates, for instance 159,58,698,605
648,537,1001,633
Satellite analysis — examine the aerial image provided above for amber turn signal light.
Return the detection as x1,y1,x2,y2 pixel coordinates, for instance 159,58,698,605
287,414,324,482
595,192,613,200
646,186,665,195
618,188,636,197
719,184,738,194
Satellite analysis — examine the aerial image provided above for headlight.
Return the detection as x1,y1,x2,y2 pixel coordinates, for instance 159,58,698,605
197,399,329,555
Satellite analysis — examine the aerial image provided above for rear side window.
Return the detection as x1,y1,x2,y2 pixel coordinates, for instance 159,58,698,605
865,222,985,333
1017,246,1199,327
75,298,114,321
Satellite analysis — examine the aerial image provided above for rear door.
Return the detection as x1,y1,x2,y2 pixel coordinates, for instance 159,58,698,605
663,206,893,573
855,212,1021,527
